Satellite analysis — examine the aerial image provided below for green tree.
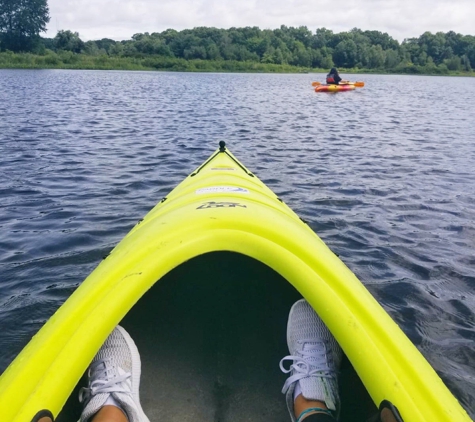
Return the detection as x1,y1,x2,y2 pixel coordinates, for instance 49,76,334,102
461,54,472,71
333,39,358,67
123,42,138,57
184,45,206,60
273,47,284,64
363,30,399,50
367,45,385,68
357,44,369,68
134,34,173,56
95,38,117,54
312,47,334,68
206,43,221,60
109,42,124,56
41,36,55,50
246,36,267,56
290,26,313,48
261,47,275,64
0,0,50,51
401,38,421,64
290,40,311,66
423,56,437,73
418,31,446,64
54,30,84,53
83,40,100,56
320,54,334,69
444,56,461,71
465,42,475,68
313,28,334,49
385,49,400,69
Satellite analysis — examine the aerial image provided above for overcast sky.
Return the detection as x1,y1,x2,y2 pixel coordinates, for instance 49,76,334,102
45,0,474,43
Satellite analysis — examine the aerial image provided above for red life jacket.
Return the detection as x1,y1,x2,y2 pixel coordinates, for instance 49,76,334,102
326,75,335,84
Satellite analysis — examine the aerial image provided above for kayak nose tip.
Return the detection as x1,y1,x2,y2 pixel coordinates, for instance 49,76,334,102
219,141,226,151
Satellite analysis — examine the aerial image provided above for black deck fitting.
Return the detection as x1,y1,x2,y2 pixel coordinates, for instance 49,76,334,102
219,141,226,152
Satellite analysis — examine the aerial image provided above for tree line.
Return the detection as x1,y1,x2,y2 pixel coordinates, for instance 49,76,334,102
1,0,474,74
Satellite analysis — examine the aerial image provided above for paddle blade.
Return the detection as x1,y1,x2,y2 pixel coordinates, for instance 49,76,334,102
354,81,365,87
311,81,321,86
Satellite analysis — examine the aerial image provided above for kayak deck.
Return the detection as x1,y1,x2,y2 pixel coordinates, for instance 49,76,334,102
56,252,375,422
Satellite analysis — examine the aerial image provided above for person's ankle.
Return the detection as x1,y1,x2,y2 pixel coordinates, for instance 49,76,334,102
91,405,129,422
294,394,331,420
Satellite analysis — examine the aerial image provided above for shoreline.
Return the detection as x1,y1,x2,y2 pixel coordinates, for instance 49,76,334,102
1,52,474,77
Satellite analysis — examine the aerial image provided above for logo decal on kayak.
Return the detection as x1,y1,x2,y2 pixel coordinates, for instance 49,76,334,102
197,202,247,209
211,167,236,171
195,186,249,194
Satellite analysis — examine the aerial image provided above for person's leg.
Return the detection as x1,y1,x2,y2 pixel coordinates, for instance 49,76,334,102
87,405,128,422
37,404,128,422
280,299,342,422
297,412,335,422
294,395,333,420
77,325,149,422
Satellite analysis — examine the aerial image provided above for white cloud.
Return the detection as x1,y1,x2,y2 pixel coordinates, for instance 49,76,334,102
45,0,475,42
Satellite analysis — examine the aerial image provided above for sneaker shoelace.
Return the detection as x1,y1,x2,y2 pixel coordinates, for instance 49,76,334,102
279,339,335,394
79,357,132,404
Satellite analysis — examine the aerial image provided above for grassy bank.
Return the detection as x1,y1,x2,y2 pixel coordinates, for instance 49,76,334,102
0,50,312,73
1,50,474,76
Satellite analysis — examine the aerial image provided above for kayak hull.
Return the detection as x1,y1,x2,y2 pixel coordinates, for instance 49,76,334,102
0,144,471,422
315,84,356,92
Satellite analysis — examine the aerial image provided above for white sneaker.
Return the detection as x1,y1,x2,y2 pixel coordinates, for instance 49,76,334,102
280,299,342,421
78,326,150,422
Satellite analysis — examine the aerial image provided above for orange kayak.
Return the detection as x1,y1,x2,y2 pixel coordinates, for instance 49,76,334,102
315,84,356,92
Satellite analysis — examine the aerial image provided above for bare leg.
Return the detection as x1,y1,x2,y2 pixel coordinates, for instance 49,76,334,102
294,395,330,419
90,405,128,422
380,407,399,422
37,405,128,422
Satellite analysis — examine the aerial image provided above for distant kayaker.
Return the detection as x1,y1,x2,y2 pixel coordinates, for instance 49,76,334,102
326,67,342,85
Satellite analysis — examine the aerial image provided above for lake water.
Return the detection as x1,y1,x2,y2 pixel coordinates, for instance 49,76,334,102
0,69,474,418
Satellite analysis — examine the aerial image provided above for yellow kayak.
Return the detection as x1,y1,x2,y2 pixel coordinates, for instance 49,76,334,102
315,84,356,92
312,81,364,92
0,142,471,422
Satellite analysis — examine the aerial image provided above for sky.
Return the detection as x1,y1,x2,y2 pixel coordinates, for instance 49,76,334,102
44,0,474,43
